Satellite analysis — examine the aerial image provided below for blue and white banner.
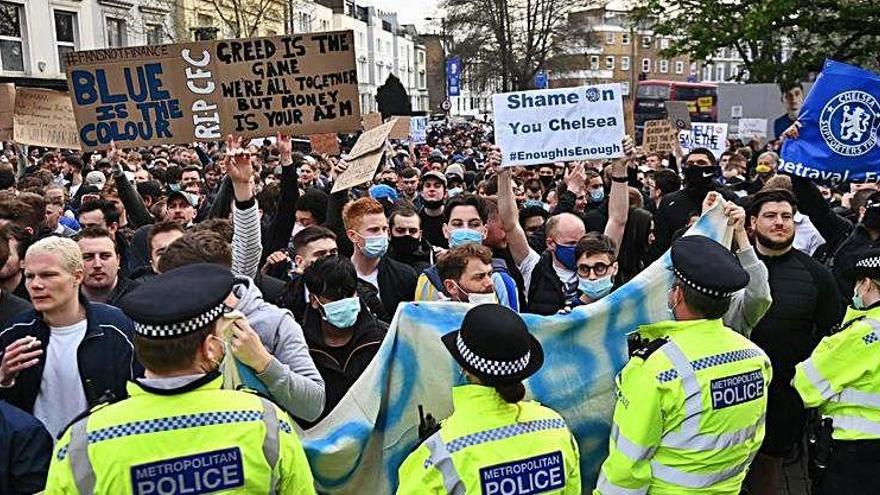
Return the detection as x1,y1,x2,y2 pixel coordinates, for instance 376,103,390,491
446,56,462,97
298,204,732,493
781,60,880,183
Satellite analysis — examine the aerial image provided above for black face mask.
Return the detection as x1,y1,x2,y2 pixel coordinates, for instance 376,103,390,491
423,198,444,210
383,180,397,188
539,175,554,189
390,235,421,255
683,166,718,191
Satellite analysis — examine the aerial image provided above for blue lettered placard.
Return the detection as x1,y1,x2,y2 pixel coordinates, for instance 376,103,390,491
781,60,880,183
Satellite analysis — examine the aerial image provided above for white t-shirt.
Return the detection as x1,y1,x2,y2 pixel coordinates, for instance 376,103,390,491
33,320,89,439
358,268,381,301
517,248,578,304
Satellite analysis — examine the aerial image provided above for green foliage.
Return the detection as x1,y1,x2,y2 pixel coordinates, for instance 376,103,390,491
376,74,412,120
631,0,880,89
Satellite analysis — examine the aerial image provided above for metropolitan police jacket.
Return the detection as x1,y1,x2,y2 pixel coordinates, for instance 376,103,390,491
0,296,142,415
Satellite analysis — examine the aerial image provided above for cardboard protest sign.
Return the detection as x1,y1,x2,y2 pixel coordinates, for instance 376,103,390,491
679,122,728,159
387,116,410,139
332,120,394,193
309,133,340,155
665,100,691,130
493,83,625,166
0,84,13,141
738,118,768,141
363,112,383,130
64,31,360,151
641,119,678,154
13,88,80,149
410,116,428,144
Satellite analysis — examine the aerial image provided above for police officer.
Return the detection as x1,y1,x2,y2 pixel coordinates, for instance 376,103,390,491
595,235,772,494
44,263,316,494
397,304,581,494
794,250,880,495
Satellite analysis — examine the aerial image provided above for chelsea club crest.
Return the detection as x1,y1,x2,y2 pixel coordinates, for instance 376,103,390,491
820,90,880,157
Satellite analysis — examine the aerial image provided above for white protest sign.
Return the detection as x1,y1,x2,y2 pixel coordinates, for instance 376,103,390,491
410,116,428,144
493,84,625,167
679,122,728,159
738,118,768,141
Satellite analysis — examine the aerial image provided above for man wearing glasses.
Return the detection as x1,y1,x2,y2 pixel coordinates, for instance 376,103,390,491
654,148,739,253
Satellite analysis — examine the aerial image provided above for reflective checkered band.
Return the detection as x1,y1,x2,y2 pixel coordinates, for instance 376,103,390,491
134,303,226,338
56,410,293,461
673,267,734,298
445,418,567,454
656,348,765,383
456,333,530,377
863,332,879,345
856,256,880,269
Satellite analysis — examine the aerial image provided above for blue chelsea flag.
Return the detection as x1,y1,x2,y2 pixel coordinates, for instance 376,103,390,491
781,60,880,183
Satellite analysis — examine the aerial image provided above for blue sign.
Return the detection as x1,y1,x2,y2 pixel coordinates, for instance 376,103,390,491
781,60,880,182
480,451,565,495
446,56,461,97
535,70,549,89
710,370,765,410
130,447,244,494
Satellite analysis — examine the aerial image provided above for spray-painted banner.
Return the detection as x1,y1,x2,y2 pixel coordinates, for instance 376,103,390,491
299,205,731,493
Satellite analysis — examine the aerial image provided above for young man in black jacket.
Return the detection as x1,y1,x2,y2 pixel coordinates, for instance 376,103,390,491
301,255,386,425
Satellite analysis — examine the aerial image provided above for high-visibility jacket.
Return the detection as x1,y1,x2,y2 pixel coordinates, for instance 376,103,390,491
595,319,772,495
397,384,581,494
44,373,316,494
794,304,880,441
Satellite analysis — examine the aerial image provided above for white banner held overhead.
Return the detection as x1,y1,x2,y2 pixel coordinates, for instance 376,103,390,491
738,118,768,141
493,84,625,167
679,122,729,159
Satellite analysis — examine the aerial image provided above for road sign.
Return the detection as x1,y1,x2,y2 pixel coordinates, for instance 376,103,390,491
440,99,452,112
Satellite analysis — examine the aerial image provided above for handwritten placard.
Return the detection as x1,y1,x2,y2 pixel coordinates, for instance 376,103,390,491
64,31,361,151
333,121,394,193
13,88,80,149
641,119,677,155
388,116,411,140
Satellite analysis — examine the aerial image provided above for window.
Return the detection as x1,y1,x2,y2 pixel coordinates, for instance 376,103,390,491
690,62,697,76
590,55,599,70
605,56,614,70
641,36,652,48
197,13,213,26
146,23,163,45
621,56,630,71
659,60,668,73
660,38,669,49
641,58,651,72
106,17,127,48
731,64,739,79
675,61,684,74
715,65,725,81
621,81,630,96
297,13,313,33
0,2,24,71
605,32,615,45
54,11,77,72
621,33,630,45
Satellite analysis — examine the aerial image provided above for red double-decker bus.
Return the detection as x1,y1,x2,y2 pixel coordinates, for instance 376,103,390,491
634,80,718,140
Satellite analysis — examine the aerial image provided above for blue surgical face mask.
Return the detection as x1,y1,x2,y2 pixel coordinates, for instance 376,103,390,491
359,234,388,259
579,275,614,300
320,296,361,329
524,199,545,209
449,228,484,248
554,244,577,271
590,188,605,203
853,282,865,309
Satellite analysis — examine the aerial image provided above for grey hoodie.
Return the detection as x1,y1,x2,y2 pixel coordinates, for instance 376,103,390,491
233,276,326,422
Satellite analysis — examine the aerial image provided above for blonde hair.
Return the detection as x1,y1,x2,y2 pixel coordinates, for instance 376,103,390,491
26,236,83,274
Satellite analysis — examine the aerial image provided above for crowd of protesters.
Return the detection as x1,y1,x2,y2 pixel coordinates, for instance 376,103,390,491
0,114,876,493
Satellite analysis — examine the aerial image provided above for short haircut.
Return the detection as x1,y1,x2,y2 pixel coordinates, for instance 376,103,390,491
295,189,329,224
0,200,39,231
63,154,84,171
748,188,797,217
303,254,357,300
519,205,549,227
342,197,385,231
646,152,662,160
26,235,83,274
436,243,492,283
158,230,232,272
401,168,419,179
79,199,120,226
575,232,617,262
389,207,419,230
674,277,731,319
443,194,487,224
684,148,717,167
75,226,118,254
147,221,185,253
293,225,336,255
852,188,876,214
654,169,682,195
134,325,215,375
13,193,46,230
181,165,202,177
7,224,31,260
482,197,499,221
0,224,11,267
192,218,233,244
524,179,543,193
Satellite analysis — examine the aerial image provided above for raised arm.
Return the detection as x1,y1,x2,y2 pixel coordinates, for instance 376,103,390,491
264,135,302,257
604,136,634,256
496,151,531,265
226,135,262,279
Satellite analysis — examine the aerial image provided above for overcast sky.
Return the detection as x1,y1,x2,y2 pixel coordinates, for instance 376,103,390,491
365,0,443,30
